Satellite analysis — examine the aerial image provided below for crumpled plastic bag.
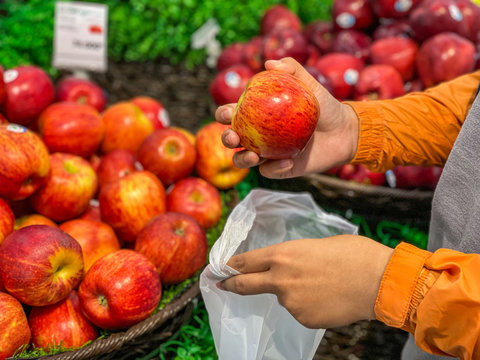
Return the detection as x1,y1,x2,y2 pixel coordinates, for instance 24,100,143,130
200,188,359,360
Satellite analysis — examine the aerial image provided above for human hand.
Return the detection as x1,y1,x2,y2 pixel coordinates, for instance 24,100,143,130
215,57,359,179
219,235,394,329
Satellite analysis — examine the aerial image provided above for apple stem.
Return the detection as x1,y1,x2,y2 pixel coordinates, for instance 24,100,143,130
97,294,108,308
175,227,185,236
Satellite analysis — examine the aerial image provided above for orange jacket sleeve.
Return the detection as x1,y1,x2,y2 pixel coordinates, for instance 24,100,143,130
375,242,480,359
344,70,480,172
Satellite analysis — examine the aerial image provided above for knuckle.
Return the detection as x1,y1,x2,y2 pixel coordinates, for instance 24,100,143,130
230,276,249,295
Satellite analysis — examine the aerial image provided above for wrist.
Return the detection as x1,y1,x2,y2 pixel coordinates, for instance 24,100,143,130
342,103,360,164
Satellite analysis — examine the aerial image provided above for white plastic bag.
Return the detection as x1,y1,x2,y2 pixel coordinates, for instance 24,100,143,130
200,188,359,360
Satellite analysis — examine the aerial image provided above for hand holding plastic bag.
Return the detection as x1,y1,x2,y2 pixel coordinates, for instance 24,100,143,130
200,189,358,360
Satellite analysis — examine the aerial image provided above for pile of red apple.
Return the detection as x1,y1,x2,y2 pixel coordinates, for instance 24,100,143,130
210,0,480,190
0,64,249,358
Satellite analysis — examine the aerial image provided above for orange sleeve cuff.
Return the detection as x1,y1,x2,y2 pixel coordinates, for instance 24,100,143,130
374,242,432,329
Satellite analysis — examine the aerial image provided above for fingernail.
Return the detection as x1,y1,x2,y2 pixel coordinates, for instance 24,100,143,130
279,159,293,169
221,108,233,120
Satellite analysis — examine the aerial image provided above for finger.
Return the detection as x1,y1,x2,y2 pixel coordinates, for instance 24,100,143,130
220,272,274,296
221,129,241,148
227,249,272,273
233,149,261,168
215,103,237,125
258,159,295,179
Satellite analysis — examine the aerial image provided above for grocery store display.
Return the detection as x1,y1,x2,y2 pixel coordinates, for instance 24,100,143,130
0,292,31,359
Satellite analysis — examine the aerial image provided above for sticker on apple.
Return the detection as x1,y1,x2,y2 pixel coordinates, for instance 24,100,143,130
344,69,359,86
448,5,463,22
158,109,171,128
394,0,412,13
336,13,356,29
4,69,18,84
6,124,27,133
225,71,241,88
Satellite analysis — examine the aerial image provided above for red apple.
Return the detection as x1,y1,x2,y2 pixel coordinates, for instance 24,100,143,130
38,102,104,158
354,65,406,101
135,212,207,285
338,164,386,186
89,153,102,173
170,126,196,146
372,19,415,40
232,70,319,159
209,64,254,106
97,149,137,189
244,36,265,73
0,198,14,245
29,290,98,350
0,66,5,106
167,177,222,229
0,124,50,200
0,292,30,359
305,45,322,67
217,42,247,71
372,0,421,19
32,153,98,222
323,165,342,176
370,36,419,81
195,122,249,189
55,76,107,112
332,0,375,31
315,53,365,100
0,225,84,306
137,128,196,187
60,219,120,273
305,66,335,94
261,5,301,35
405,78,425,92
78,249,161,330
2,65,54,126
99,171,166,243
131,96,170,130
14,214,57,230
0,114,7,124
101,101,154,154
303,20,334,54
262,28,309,64
332,30,372,62
78,199,102,222
388,165,443,190
416,32,476,88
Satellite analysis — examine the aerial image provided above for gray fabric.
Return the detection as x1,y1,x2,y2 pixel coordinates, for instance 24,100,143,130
400,92,480,359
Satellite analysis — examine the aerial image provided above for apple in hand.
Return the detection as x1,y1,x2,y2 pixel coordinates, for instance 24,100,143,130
262,28,309,64
354,65,406,101
97,149,137,190
209,64,254,106
135,212,207,285
38,102,104,158
131,96,170,130
416,32,476,88
232,70,319,159
0,292,31,360
99,171,166,243
338,164,386,186
217,42,247,72
78,249,161,330
32,153,98,222
0,124,50,200
0,225,84,306
14,214,57,230
0,198,14,245
29,290,98,351
261,4,301,35
332,0,375,31
195,122,249,189
137,129,196,187
2,65,54,125
59,219,120,273
101,101,154,154
55,76,107,112
167,177,222,229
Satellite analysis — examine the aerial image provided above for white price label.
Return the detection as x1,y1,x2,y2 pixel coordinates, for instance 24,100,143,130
53,1,108,72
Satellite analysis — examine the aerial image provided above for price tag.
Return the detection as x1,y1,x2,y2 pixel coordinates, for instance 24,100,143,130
53,1,108,72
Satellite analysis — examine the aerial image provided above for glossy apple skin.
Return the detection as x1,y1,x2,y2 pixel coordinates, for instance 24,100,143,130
416,32,476,88
135,212,207,285
332,0,375,31
131,96,170,130
55,76,107,112
0,225,84,306
29,290,98,350
97,149,137,190
261,4,301,35
78,249,161,330
14,214,57,230
370,36,419,81
262,28,309,64
38,102,104,158
303,21,334,54
372,0,421,19
0,198,14,245
195,122,249,189
0,292,31,359
0,124,50,200
2,66,54,126
209,64,254,106
217,42,247,72
354,65,406,101
137,129,196,187
232,70,319,159
99,171,166,243
59,219,120,273
101,101,154,154
338,164,386,186
32,153,98,222
167,177,222,229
